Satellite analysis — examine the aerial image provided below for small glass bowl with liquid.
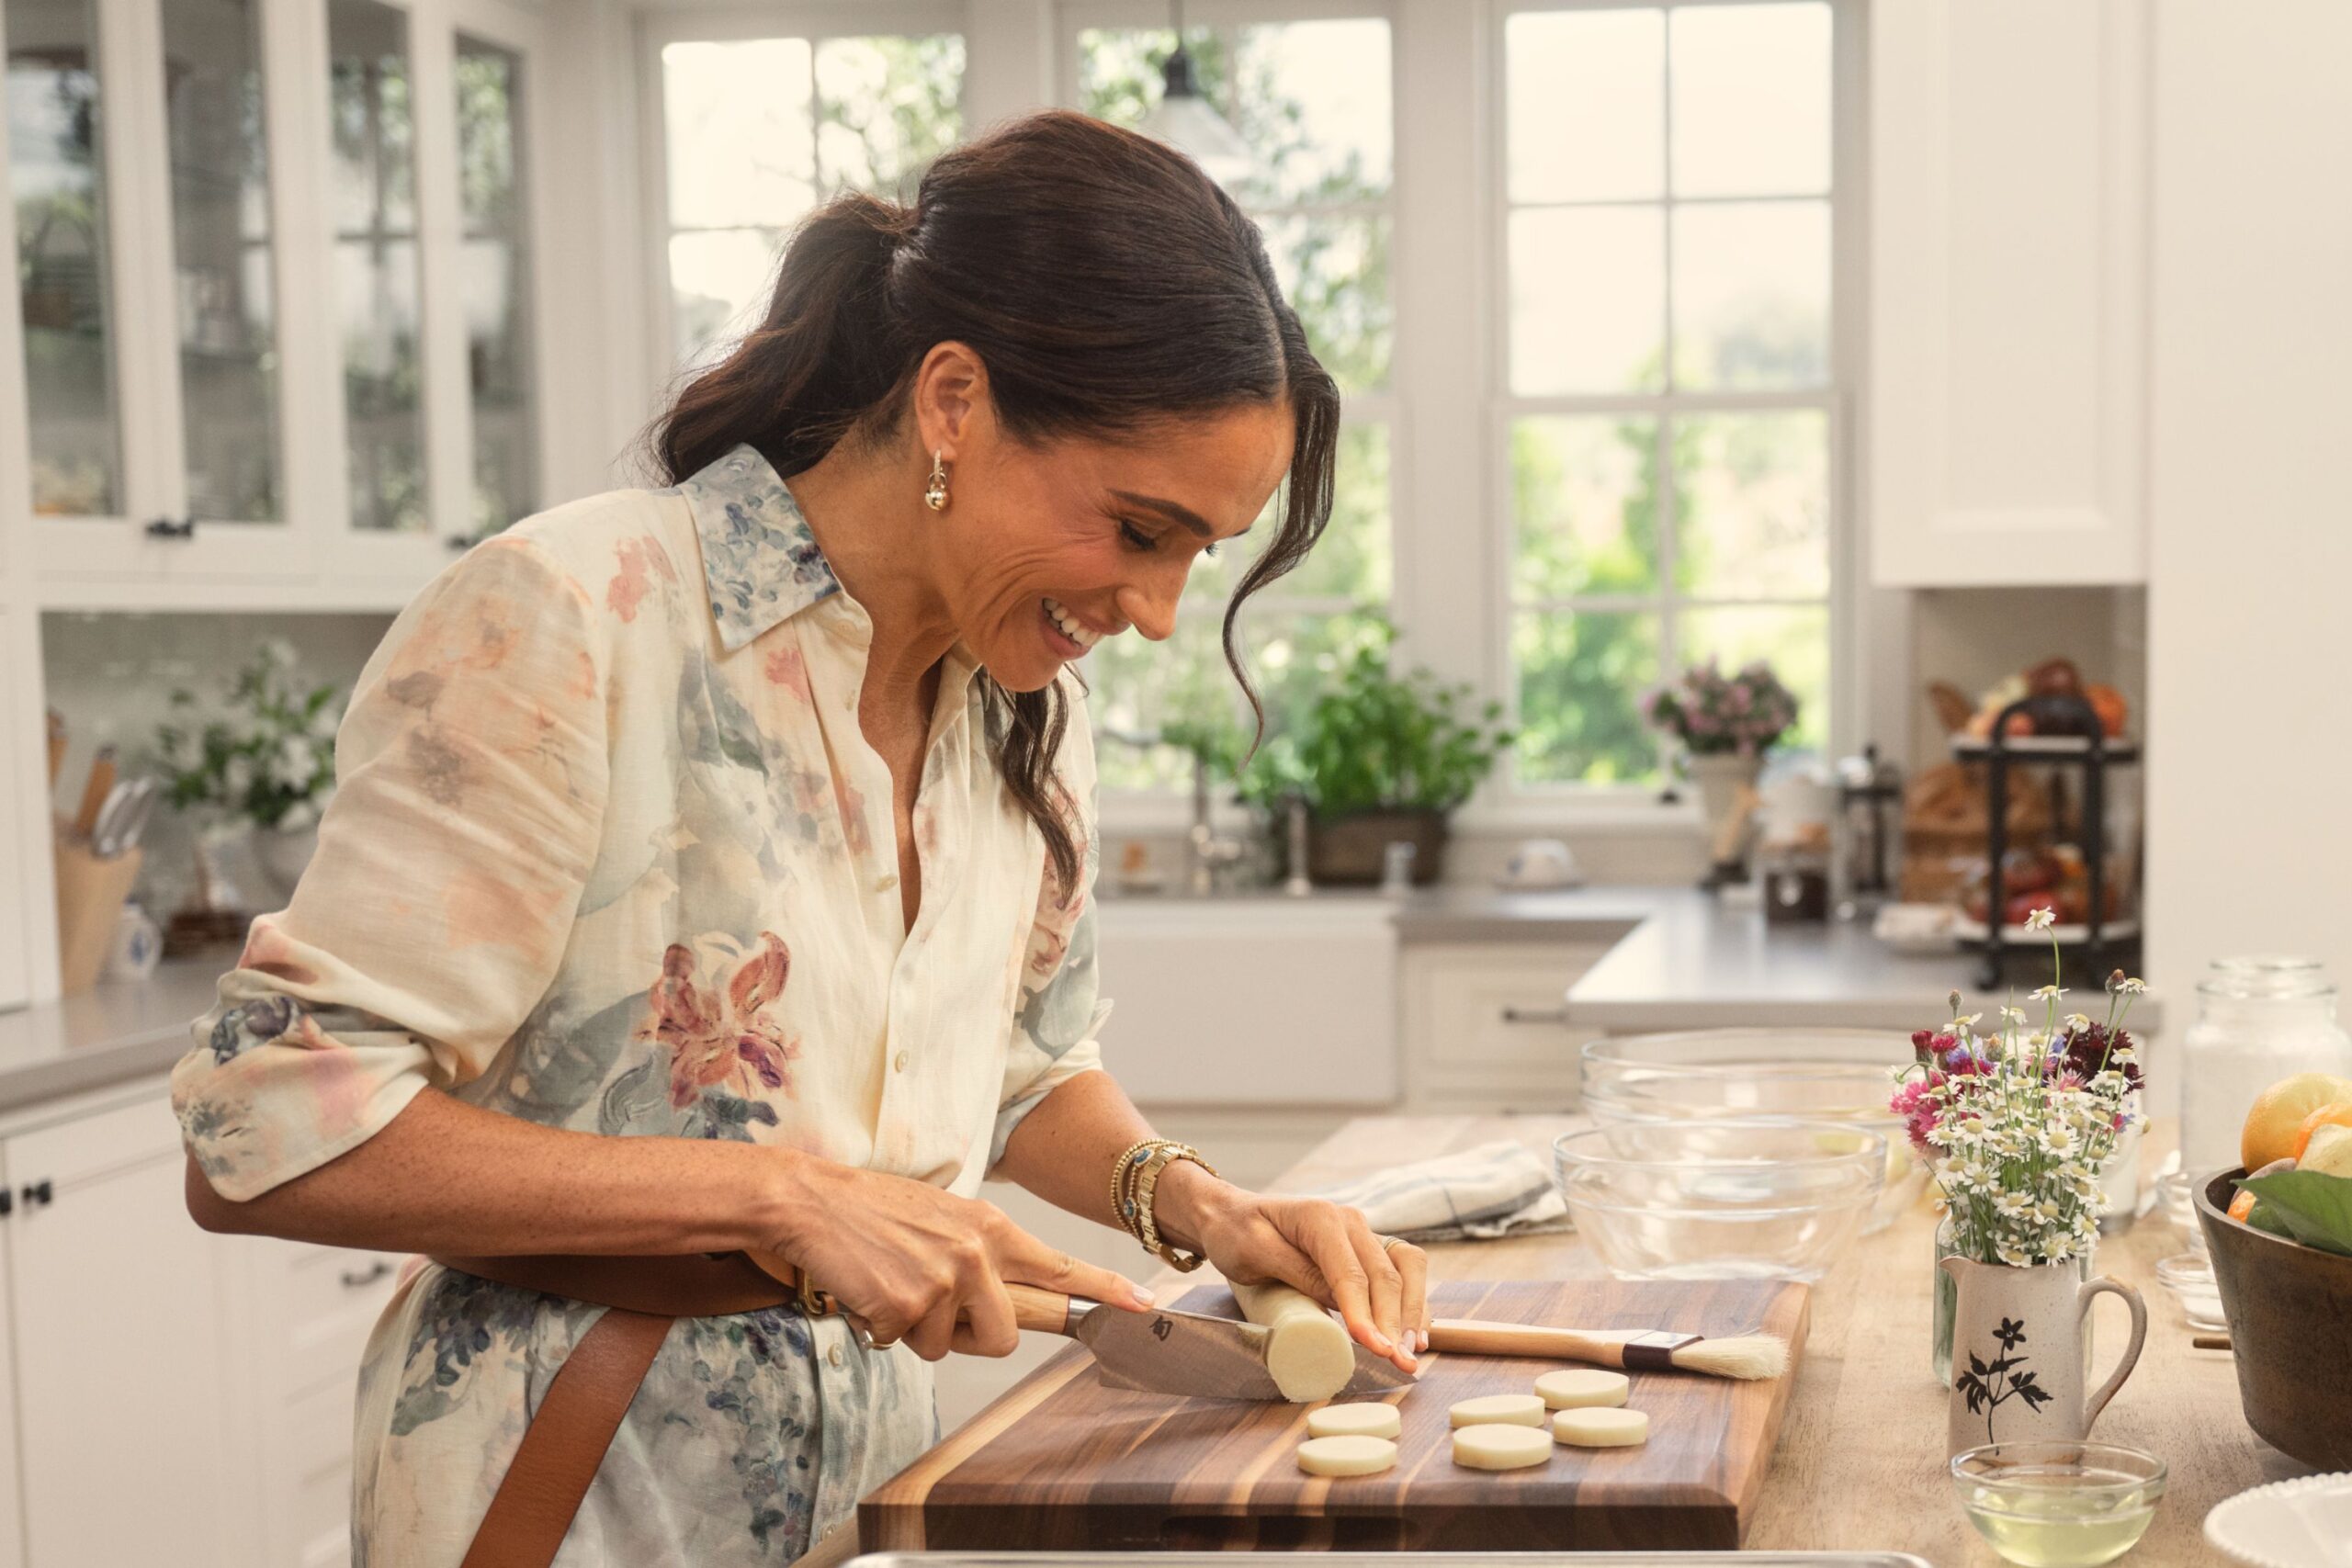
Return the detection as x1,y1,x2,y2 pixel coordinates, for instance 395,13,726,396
1951,1441,2166,1567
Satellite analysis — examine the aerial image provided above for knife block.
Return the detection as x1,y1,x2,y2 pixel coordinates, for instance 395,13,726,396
53,840,142,994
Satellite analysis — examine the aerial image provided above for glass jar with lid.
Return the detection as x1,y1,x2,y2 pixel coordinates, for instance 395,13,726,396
2178,956,2352,1176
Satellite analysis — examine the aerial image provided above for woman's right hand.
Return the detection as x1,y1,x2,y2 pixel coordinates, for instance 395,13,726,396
760,1156,1154,1361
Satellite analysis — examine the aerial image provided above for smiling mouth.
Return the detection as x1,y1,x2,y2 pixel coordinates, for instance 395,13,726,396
1042,597,1108,655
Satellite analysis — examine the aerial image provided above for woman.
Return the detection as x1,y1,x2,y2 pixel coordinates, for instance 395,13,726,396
174,110,1429,1567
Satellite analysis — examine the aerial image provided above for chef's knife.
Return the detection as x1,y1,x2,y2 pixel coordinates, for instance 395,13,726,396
1005,1282,1410,1402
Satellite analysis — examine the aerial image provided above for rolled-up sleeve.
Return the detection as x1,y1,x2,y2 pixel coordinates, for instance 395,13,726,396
174,535,608,1201
987,704,1107,1173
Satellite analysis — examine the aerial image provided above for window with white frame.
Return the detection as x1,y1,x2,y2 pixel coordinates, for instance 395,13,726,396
1500,0,1838,789
648,7,964,378
1068,5,1394,793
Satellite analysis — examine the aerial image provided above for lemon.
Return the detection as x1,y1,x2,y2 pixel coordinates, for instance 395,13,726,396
2243,1073,2352,1170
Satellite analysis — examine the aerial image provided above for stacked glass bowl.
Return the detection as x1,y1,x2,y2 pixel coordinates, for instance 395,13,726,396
1558,1028,1922,1280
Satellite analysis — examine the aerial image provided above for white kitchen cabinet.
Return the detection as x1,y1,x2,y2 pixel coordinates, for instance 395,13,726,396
1093,897,1399,1107
248,1234,404,1568
0,1084,259,1568
1868,0,2149,586
1399,940,1613,1111
1,0,557,605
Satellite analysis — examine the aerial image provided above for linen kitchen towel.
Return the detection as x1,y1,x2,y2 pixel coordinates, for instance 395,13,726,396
1308,1139,1570,1242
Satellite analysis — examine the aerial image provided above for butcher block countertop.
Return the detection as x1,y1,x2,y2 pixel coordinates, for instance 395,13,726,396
808,1114,2309,1566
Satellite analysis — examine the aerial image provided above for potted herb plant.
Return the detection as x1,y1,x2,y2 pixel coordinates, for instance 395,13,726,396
154,639,344,901
1238,627,1510,886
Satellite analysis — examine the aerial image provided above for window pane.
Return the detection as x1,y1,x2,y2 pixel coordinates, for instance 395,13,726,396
668,227,783,370
1227,18,1391,207
1079,21,1393,206
1678,604,1828,754
1675,411,1828,599
813,34,962,197
1267,421,1389,603
1514,609,1660,785
1512,416,1657,601
662,39,814,230
456,34,535,534
1505,8,1663,204
330,0,424,533
6,0,119,514
1258,210,1389,394
1670,3,1830,197
1669,200,1828,389
1087,615,1233,793
163,0,279,523
1510,206,1664,395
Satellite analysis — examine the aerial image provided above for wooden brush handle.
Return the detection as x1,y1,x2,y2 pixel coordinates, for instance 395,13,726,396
1426,1317,1625,1366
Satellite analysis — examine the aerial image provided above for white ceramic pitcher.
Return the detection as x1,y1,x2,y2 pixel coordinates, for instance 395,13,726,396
1939,1254,2148,1456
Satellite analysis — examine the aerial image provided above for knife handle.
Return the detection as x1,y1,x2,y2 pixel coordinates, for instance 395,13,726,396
1426,1317,1625,1365
1005,1281,1080,1336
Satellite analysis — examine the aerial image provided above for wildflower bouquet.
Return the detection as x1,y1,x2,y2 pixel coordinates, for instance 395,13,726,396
1893,908,2146,1267
1644,659,1800,758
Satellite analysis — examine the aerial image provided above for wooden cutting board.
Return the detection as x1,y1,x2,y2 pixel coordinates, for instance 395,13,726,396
860,1277,1810,1552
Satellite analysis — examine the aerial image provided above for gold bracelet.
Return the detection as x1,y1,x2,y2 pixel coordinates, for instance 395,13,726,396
1131,1142,1218,1272
1111,1139,1158,1241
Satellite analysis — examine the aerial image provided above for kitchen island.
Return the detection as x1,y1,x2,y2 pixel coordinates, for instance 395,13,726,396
812,1114,2295,1566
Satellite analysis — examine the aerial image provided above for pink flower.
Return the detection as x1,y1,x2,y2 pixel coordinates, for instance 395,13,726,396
638,932,804,1109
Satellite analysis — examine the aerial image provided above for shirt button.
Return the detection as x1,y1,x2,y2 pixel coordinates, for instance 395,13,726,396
893,1051,909,1073
828,1343,844,1368
876,870,899,891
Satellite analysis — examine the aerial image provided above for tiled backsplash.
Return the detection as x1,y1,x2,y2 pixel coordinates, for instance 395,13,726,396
40,611,396,921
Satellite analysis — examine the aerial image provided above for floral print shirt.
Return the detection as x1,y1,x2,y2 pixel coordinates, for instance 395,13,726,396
171,446,1109,1566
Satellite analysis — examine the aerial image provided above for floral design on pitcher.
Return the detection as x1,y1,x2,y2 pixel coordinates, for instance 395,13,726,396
1953,1314,2055,1443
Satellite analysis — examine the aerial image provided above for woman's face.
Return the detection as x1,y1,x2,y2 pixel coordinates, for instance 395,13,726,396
933,400,1295,694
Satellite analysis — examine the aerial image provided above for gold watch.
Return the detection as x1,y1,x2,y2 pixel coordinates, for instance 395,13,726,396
1116,1140,1218,1272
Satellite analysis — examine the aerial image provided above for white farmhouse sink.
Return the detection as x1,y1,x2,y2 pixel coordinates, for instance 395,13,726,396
1092,896,1399,1106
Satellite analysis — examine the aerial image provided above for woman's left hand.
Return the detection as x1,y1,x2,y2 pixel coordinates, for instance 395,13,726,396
1156,1164,1428,1372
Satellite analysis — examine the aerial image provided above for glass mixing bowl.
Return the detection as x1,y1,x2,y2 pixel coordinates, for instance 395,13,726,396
1951,1441,2165,1568
1551,1119,1888,1281
1579,1028,1925,1233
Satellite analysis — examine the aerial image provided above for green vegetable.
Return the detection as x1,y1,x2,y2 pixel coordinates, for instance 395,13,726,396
2237,1169,2352,1257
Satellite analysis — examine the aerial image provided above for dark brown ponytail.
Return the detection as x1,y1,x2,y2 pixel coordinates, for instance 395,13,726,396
650,109,1340,895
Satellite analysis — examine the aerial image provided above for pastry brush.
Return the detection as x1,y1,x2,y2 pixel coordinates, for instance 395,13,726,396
1425,1318,1789,1380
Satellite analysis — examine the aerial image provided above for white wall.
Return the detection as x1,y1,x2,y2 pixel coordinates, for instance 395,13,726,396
2145,0,2352,992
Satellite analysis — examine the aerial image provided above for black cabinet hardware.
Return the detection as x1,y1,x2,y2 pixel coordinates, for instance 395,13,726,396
340,1259,394,1289
144,516,197,539
20,1180,52,1209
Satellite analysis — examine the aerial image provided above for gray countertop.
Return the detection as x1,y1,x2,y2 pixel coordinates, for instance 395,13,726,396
0,888,2159,1111
0,956,222,1113
1564,889,2164,1035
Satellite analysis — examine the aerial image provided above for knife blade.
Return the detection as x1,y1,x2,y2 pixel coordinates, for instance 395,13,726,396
1007,1283,1410,1402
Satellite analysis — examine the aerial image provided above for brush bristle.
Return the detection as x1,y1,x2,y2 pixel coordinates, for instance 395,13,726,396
1670,1334,1789,1380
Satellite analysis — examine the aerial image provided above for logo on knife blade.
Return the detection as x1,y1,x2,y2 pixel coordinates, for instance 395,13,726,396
1150,1315,1173,1341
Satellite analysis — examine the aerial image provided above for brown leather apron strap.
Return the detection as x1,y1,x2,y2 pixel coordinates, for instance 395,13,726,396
458,1306,673,1568
435,1254,807,1568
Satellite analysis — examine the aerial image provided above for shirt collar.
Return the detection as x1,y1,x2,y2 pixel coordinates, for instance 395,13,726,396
676,444,840,651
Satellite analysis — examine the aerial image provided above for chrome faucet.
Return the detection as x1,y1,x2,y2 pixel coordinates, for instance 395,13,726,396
1186,749,1247,896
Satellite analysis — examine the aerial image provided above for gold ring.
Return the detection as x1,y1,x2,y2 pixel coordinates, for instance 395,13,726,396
1378,1234,1410,1255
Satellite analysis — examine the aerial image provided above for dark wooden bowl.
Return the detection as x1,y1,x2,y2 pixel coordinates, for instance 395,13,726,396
2197,1168,2352,1469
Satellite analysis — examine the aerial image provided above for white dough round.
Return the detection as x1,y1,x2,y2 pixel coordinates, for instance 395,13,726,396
1447,1393,1546,1428
1553,1406,1649,1448
1296,1435,1398,1477
1451,1423,1554,1471
1534,1369,1630,1410
1306,1404,1403,1440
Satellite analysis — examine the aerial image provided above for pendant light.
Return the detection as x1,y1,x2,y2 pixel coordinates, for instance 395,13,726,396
1137,0,1254,186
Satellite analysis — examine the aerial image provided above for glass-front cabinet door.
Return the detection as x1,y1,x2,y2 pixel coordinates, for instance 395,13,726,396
4,0,551,593
6,0,312,580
